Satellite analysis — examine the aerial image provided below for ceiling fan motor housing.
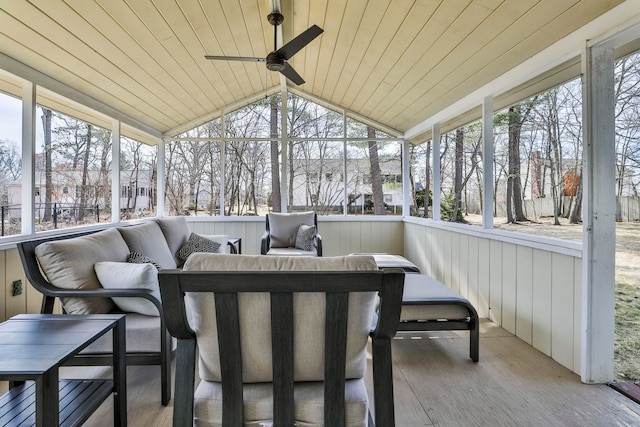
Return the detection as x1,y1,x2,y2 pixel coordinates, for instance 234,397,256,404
266,52,285,71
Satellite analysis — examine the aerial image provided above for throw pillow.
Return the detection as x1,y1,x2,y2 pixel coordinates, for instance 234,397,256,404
127,252,161,271
94,262,161,316
295,224,316,251
176,232,221,262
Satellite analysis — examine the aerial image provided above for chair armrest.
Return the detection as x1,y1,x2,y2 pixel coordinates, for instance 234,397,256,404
261,231,270,255
43,287,164,317
315,233,323,257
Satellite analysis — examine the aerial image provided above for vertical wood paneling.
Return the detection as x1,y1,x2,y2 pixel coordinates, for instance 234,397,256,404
532,249,553,356
360,221,373,253
5,249,26,319
424,227,436,277
502,243,517,334
551,253,576,371
458,234,469,298
516,246,533,345
450,232,461,293
442,230,452,287
489,240,503,324
573,258,583,372
467,236,479,311
477,238,490,318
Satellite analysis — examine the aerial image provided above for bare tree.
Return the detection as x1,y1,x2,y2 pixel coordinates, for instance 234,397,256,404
368,126,385,215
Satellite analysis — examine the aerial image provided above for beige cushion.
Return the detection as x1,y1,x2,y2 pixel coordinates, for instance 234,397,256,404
119,221,176,269
155,216,229,266
268,211,315,248
82,312,170,353
155,216,190,266
35,228,129,314
94,262,161,316
183,254,378,383
266,247,317,256
193,378,369,427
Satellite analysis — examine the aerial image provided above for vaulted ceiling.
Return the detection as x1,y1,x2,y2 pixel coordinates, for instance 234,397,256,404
0,0,628,142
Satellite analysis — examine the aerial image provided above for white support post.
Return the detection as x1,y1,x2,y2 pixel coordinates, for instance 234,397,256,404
402,139,411,216
482,96,494,228
220,114,226,216
21,82,35,235
343,111,348,216
581,43,616,383
111,120,121,223
280,83,288,212
432,124,441,221
155,138,165,217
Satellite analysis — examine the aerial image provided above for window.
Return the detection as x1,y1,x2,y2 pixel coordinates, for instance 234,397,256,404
35,104,112,231
35,187,40,196
0,91,22,237
121,136,157,219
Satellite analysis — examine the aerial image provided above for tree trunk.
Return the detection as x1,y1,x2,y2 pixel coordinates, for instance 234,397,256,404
368,126,385,215
270,97,281,212
41,109,53,222
569,168,583,224
452,128,465,222
78,124,91,221
507,106,529,222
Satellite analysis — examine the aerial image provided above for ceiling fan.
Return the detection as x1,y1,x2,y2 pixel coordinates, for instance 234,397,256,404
204,11,323,85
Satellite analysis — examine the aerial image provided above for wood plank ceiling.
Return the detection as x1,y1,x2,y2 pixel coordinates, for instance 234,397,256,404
0,0,625,141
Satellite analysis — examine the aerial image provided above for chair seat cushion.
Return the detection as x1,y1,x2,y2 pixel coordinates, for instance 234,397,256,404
193,379,369,427
266,247,317,256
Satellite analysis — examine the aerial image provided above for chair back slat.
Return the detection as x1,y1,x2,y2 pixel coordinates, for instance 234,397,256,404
214,292,244,427
324,292,349,426
271,292,295,426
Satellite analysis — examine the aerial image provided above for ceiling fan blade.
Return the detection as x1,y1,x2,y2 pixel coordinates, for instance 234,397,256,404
204,55,266,63
276,25,323,60
280,63,305,85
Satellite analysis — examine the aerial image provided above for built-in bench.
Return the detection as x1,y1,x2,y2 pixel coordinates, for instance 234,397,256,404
353,253,479,362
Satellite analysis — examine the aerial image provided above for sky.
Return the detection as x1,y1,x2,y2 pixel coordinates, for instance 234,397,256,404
0,93,22,146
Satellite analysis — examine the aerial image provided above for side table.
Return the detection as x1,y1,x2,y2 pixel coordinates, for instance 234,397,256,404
0,314,126,426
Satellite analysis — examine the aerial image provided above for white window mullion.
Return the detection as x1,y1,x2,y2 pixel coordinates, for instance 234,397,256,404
432,124,441,221
111,120,121,223
482,96,494,229
22,82,36,235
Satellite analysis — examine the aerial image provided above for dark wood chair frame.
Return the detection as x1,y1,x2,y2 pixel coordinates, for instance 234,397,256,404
260,212,323,256
159,268,405,427
17,230,174,406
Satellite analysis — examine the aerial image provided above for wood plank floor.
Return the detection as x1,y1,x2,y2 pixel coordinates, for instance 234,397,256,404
2,319,639,426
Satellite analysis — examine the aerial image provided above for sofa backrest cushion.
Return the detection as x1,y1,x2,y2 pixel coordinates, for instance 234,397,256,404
268,211,315,248
183,253,377,383
155,216,191,266
35,228,129,314
119,221,177,269
155,216,230,266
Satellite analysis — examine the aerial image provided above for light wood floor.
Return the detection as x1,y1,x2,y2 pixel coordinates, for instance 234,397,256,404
3,319,639,426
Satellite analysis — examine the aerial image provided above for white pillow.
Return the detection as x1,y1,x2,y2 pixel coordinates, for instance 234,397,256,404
94,262,161,316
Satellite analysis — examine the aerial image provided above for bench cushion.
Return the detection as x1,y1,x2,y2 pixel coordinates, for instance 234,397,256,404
35,228,129,314
183,254,377,383
95,261,161,316
401,275,472,321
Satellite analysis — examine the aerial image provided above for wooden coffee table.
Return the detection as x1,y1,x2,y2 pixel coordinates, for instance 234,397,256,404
0,314,126,427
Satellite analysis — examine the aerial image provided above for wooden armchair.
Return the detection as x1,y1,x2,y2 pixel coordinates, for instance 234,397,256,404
159,254,404,426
